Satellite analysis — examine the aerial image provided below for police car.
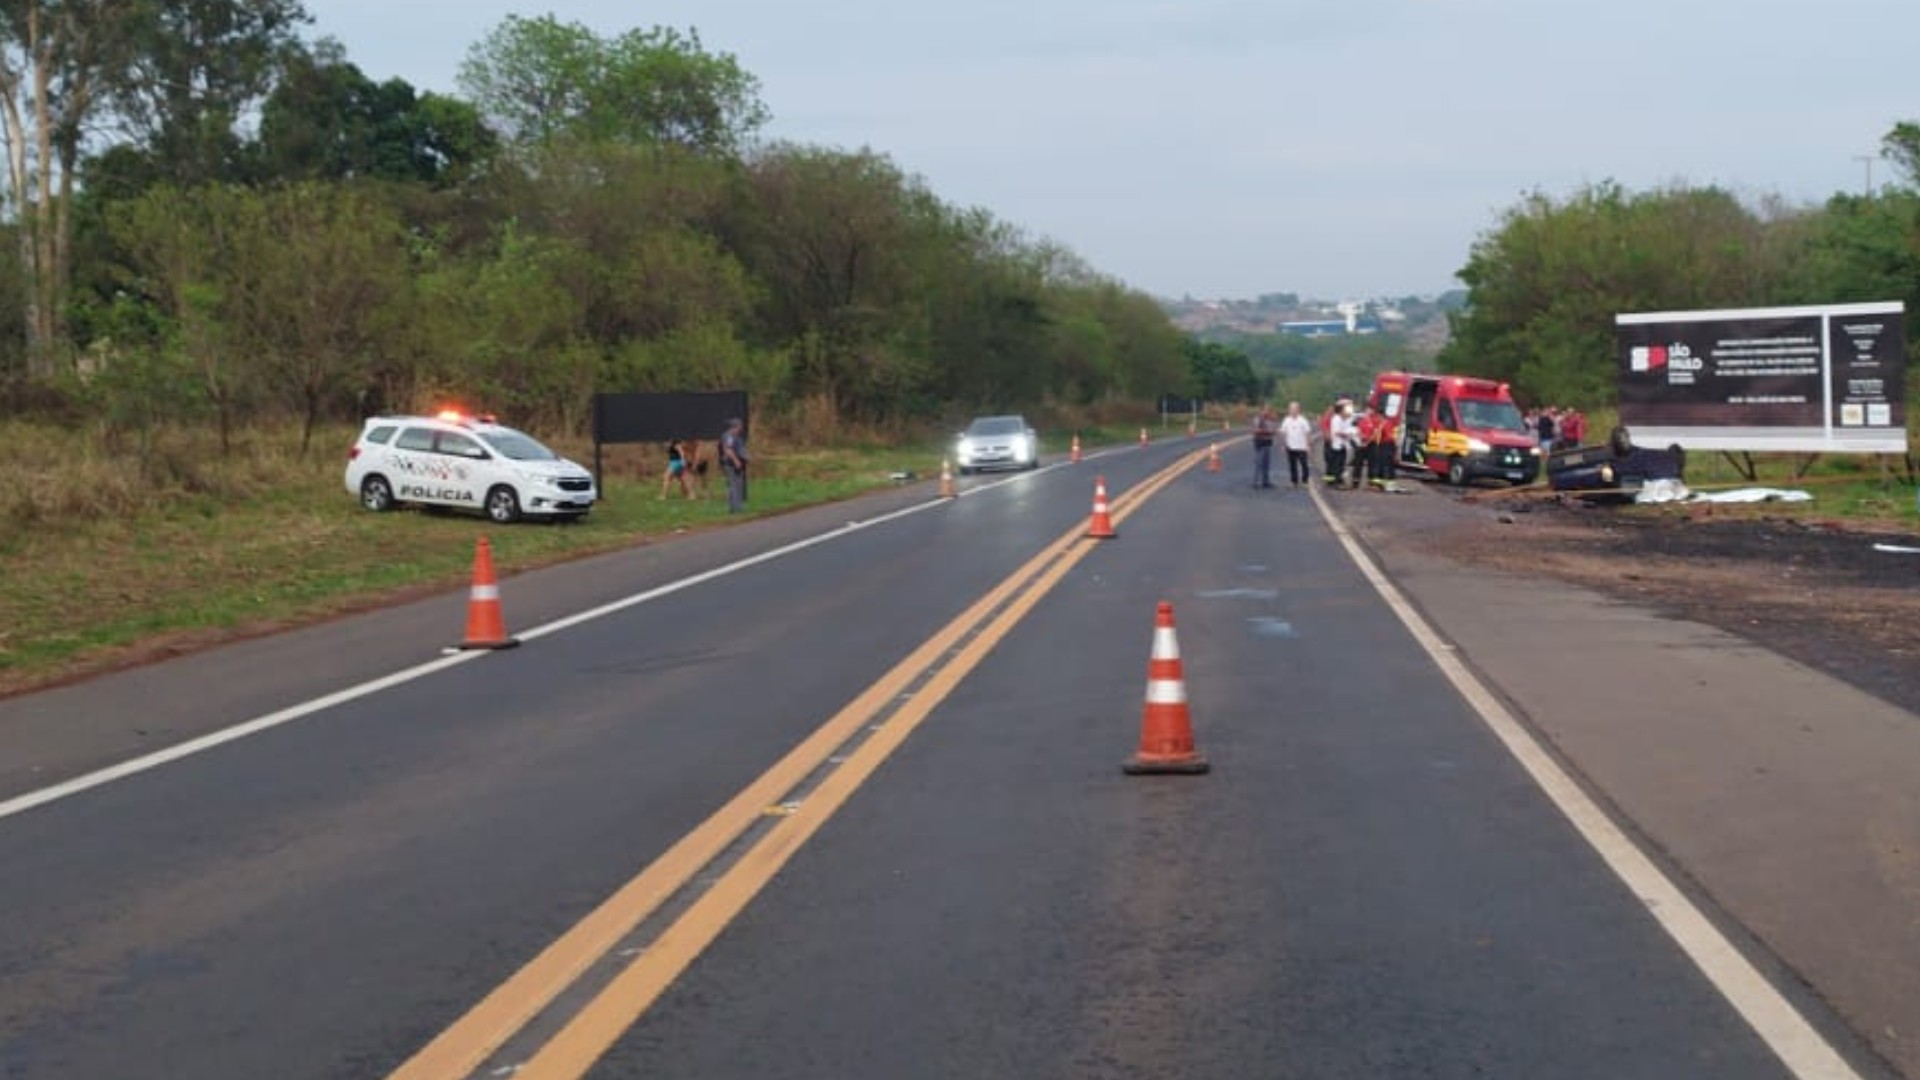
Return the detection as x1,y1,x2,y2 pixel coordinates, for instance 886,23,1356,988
344,412,597,523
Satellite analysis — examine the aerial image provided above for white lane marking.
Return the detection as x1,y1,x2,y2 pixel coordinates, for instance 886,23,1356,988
1307,485,1862,1080
518,495,948,643
0,442,1167,824
0,652,480,823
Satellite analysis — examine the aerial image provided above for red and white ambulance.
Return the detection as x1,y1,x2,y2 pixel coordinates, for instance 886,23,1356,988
1367,372,1541,486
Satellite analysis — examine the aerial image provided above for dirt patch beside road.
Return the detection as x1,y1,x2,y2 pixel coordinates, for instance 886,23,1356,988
1330,483,1920,716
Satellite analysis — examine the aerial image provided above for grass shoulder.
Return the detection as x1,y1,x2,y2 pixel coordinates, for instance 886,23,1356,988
0,422,985,698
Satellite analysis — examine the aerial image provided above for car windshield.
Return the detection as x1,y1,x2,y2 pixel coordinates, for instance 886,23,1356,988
483,428,560,461
966,417,1025,436
1458,399,1524,432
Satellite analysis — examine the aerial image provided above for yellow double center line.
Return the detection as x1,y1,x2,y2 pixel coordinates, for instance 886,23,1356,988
389,449,1205,1080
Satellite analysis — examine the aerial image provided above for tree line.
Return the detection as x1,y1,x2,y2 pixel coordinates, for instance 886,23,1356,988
1439,123,1920,412
0,6,1191,449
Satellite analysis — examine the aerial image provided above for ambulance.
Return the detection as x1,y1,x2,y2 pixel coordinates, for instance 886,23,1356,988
1367,372,1541,487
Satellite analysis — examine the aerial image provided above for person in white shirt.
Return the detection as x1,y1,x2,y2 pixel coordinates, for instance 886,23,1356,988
1326,400,1356,489
1279,401,1314,487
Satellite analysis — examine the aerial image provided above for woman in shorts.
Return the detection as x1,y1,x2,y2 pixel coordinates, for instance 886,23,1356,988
661,439,694,499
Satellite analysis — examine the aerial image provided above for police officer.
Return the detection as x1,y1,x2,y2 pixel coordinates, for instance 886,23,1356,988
721,417,750,513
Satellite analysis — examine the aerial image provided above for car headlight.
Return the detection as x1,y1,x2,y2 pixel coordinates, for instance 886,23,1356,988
957,437,974,458
1529,446,1542,456
1599,464,1615,483
1466,438,1491,454
1010,435,1029,458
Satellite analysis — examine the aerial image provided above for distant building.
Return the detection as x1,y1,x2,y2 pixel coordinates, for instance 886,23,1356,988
1279,315,1382,337
1280,320,1348,337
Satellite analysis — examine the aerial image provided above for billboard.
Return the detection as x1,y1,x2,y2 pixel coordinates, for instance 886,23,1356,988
592,390,748,444
589,390,749,499
1615,302,1907,452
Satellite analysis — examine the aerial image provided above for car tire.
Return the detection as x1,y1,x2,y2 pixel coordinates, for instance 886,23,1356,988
361,475,395,512
485,485,522,524
1446,457,1468,487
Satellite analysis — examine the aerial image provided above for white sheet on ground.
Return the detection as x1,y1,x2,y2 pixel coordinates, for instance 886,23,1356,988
1688,488,1814,504
1633,479,1691,503
1631,481,1814,505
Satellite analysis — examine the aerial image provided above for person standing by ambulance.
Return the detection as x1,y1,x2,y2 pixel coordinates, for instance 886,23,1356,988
1352,401,1379,488
1325,399,1354,487
1251,404,1278,489
1279,401,1313,487
1372,402,1399,489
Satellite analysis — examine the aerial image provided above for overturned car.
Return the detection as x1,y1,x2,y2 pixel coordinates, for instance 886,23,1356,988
1546,426,1686,502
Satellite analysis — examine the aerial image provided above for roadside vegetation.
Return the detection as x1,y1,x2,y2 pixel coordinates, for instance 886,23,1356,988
0,412,1160,694
0,8,1221,691
1435,123,1920,496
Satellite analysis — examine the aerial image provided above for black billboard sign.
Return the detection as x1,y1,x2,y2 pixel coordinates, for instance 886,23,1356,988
592,390,748,444
590,390,749,497
1615,302,1906,452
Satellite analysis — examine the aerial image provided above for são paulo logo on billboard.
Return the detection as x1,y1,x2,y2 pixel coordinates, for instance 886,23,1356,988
1628,342,1704,385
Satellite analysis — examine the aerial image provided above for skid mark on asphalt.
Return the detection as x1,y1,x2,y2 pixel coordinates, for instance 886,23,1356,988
1245,617,1298,639
575,649,729,676
1194,588,1279,600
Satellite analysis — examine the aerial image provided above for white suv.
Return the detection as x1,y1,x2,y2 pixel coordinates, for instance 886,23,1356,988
344,413,598,523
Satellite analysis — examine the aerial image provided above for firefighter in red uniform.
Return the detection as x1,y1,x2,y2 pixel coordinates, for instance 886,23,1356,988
1353,403,1379,489
1372,406,1399,489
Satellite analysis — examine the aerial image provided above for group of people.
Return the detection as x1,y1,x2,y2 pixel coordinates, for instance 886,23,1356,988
1318,396,1401,490
1248,403,1316,488
1246,398,1400,491
661,417,752,512
1526,405,1586,454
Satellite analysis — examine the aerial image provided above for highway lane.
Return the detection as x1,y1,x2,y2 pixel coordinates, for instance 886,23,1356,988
0,442,1141,804
0,434,1885,1079
581,459,1842,1079
0,439,1196,1079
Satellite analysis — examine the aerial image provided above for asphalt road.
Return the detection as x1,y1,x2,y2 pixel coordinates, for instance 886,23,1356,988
0,438,1885,1079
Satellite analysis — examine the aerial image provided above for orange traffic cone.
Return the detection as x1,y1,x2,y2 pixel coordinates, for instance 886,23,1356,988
460,536,519,650
939,457,956,498
1087,475,1117,539
1222,417,1231,432
1124,601,1209,775
1138,427,1149,447
1070,433,1083,464
1206,442,1222,473
1187,420,1197,438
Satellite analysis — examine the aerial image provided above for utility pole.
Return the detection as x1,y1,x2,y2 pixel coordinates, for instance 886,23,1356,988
1853,154,1875,195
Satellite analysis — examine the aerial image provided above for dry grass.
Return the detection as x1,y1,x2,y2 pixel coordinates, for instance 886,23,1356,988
0,418,965,695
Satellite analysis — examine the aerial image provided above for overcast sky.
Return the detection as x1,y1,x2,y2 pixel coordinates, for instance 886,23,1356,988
305,0,1918,301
